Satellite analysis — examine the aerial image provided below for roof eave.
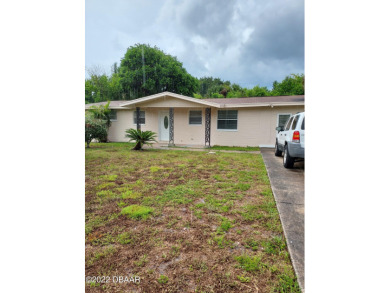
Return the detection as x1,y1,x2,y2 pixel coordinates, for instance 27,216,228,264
220,102,305,108
85,106,126,110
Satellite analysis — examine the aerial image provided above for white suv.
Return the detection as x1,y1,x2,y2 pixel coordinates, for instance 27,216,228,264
275,112,305,168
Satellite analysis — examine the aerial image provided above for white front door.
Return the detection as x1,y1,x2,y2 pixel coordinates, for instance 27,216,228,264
159,111,170,141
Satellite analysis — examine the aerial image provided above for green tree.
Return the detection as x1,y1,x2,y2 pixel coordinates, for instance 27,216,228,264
246,85,271,97
119,44,199,99
85,79,95,103
271,74,304,96
198,77,223,98
85,73,110,103
108,73,123,100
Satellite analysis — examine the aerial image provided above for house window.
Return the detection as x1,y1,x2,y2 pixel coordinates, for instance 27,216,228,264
109,110,117,121
189,110,202,125
217,110,238,130
133,110,145,124
278,114,291,127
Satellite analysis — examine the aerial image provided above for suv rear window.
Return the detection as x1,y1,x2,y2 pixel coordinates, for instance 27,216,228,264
285,117,293,130
291,115,300,130
301,117,305,130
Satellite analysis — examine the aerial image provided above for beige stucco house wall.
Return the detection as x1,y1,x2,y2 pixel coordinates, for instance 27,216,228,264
209,106,304,147
86,92,304,147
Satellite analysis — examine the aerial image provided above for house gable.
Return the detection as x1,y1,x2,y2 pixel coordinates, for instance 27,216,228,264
120,92,220,109
127,96,213,108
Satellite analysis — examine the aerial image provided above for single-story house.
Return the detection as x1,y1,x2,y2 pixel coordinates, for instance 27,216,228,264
85,91,304,147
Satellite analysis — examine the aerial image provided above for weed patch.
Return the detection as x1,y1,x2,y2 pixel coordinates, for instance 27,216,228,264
96,190,115,198
121,189,141,199
121,205,154,220
235,254,266,272
117,232,136,245
237,275,251,283
96,182,116,190
262,236,286,255
240,204,264,221
217,218,233,234
235,182,251,191
100,174,118,181
244,238,260,251
87,246,116,266
150,166,162,172
157,185,195,206
135,254,148,267
157,275,169,284
275,271,301,292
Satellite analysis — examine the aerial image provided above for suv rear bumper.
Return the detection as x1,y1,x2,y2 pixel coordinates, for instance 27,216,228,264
287,142,305,158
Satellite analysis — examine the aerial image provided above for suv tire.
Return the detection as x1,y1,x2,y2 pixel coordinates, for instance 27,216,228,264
283,144,294,168
275,141,282,156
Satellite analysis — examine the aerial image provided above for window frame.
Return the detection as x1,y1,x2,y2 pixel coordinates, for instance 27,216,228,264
188,109,203,126
277,113,292,128
217,110,238,131
133,110,146,125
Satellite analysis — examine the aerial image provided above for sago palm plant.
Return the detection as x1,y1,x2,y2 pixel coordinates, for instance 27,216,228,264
125,128,157,150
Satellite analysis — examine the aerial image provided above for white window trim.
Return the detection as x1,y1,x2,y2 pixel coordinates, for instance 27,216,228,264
188,109,203,126
217,110,238,131
133,110,146,125
217,129,238,132
277,113,292,127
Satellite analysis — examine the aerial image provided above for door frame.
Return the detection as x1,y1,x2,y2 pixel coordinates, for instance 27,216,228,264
158,110,170,141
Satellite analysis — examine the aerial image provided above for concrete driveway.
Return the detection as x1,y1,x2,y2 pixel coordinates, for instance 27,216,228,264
260,148,305,291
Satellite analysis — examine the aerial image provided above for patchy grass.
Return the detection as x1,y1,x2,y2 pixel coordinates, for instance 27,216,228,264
85,143,299,292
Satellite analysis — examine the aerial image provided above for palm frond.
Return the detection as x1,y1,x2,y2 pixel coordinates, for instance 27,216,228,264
125,128,157,150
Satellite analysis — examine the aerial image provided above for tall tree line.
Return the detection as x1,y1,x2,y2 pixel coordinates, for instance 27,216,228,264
85,44,304,104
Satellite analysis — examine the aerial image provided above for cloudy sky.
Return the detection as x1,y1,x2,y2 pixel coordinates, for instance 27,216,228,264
86,0,304,89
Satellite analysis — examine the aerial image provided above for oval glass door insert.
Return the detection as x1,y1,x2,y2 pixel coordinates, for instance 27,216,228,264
164,116,169,129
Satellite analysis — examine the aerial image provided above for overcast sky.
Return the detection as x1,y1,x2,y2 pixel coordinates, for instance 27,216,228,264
86,0,304,89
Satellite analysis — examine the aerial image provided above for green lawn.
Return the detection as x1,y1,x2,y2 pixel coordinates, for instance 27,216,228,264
85,143,300,292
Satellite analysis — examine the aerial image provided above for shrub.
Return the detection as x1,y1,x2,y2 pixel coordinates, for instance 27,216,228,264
125,128,157,150
85,112,107,148
88,102,112,142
